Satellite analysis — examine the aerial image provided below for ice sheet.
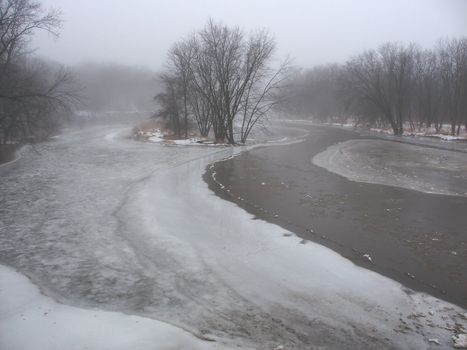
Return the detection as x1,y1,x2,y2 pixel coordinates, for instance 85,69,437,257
1,124,465,349
120,138,466,349
312,139,467,197
0,265,236,350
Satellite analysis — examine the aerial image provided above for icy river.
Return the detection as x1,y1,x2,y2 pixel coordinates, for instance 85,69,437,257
0,121,466,349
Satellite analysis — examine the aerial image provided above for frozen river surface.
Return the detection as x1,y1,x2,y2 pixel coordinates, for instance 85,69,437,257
313,139,467,197
0,124,466,349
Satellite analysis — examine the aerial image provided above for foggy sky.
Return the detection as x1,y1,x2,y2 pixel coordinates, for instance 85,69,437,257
33,0,467,70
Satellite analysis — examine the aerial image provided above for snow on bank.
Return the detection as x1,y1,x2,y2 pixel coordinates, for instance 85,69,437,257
142,128,165,143
135,122,309,147
370,127,467,141
318,120,467,142
0,265,232,350
426,134,467,141
171,138,219,146
313,139,467,197
135,128,220,146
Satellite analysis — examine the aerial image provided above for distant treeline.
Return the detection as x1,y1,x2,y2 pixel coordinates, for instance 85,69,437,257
72,62,161,112
277,38,467,135
0,0,163,148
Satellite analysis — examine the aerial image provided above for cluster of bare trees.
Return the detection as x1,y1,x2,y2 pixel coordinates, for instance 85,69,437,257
156,20,287,144
278,38,467,136
0,0,76,145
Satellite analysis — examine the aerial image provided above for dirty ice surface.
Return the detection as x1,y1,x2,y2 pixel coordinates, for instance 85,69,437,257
313,139,467,197
0,124,466,349
0,265,235,350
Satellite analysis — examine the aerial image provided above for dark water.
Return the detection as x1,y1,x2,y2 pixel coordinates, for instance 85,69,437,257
205,124,467,308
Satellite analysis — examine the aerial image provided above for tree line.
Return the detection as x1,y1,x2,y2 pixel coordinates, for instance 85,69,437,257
278,39,467,136
0,0,77,145
155,19,287,144
72,62,161,112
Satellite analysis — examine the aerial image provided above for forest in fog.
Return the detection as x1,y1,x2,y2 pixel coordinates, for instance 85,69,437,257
278,39,467,136
1,0,467,150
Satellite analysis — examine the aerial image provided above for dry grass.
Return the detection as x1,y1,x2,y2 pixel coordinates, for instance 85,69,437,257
133,118,202,141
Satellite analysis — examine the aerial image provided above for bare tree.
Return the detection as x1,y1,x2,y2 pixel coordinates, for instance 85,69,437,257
437,38,467,135
277,38,467,136
344,43,417,135
187,20,245,143
0,0,77,145
167,41,195,138
187,82,211,137
0,0,61,71
237,32,288,143
154,73,182,137
413,49,442,131
156,20,285,144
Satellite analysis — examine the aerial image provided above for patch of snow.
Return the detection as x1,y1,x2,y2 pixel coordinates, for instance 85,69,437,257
312,139,467,197
326,121,467,142
370,127,393,135
147,129,165,143
172,138,198,145
0,265,232,350
453,334,467,349
170,138,219,146
431,134,467,141
332,122,355,128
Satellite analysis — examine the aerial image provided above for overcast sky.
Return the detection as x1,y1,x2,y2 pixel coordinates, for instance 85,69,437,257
33,0,467,70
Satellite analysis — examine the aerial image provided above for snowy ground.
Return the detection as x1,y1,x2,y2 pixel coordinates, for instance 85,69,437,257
369,126,467,142
0,265,234,350
312,139,467,197
0,123,466,349
325,120,467,142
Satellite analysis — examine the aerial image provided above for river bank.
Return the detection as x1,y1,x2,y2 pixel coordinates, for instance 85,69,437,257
205,122,467,309
1,123,466,349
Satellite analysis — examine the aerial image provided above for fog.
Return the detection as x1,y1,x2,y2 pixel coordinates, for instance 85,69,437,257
33,0,467,70
3,1,467,349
